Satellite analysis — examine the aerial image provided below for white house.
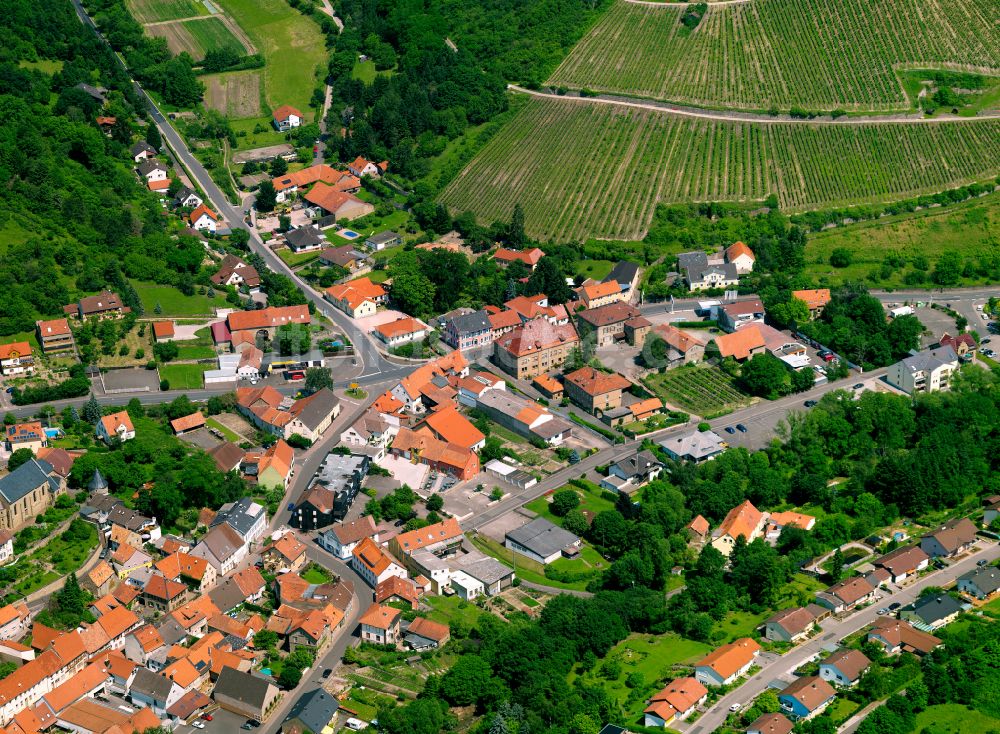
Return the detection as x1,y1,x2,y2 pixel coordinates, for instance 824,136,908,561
351,537,407,588
188,204,220,233
819,648,870,687
448,570,484,601
886,345,958,395
694,638,761,687
374,317,429,346
348,156,383,178
272,105,303,131
96,411,135,444
318,517,378,560
131,141,157,162
137,159,168,183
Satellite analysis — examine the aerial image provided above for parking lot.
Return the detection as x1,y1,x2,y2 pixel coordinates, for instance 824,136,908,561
177,707,253,734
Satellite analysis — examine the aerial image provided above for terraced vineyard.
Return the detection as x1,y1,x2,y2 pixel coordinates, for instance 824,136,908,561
547,0,1000,111
438,96,1000,241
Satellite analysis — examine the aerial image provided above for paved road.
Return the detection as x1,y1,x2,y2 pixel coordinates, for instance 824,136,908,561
67,0,394,382
689,540,1000,734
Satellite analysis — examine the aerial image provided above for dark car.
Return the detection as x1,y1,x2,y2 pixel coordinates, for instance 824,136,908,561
888,602,901,611
853,383,864,389
243,721,260,729
287,502,295,511
804,400,817,407
724,426,736,434
735,424,747,433
978,559,990,567
982,338,992,344
322,668,332,678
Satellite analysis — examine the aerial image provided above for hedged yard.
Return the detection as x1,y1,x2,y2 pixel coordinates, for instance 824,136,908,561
439,96,1000,241
547,0,1000,111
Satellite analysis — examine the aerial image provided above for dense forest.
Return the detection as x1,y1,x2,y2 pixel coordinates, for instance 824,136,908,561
325,0,611,181
0,0,210,336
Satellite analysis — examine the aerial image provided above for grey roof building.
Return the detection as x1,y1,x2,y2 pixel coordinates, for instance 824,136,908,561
88,468,109,493
291,388,340,434
130,667,175,702
957,566,1000,599
659,430,727,462
0,459,58,504
130,140,156,158
282,688,339,734
901,594,965,630
505,517,580,565
449,310,492,336
211,497,266,540
213,667,279,720
603,260,640,291
209,578,250,614
285,226,325,251
137,159,168,177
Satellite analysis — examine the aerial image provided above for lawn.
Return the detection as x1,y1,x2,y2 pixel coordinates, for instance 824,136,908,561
32,522,98,575
211,0,327,116
644,365,753,418
352,60,376,84
423,595,492,630
804,188,1000,288
302,565,331,584
176,344,217,360
230,117,290,150
469,533,595,591
525,480,617,525
206,418,241,442
573,632,712,721
159,363,209,389
367,270,389,284
19,59,64,74
827,697,859,725
718,609,769,643
131,281,229,316
573,259,615,280
914,704,1000,734
277,248,321,267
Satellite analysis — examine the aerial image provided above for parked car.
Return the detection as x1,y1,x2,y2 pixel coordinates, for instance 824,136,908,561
729,703,742,712
853,383,864,389
724,426,736,434
201,714,213,721
193,722,206,730
888,602,901,611
287,502,295,511
876,608,888,615
804,400,817,408
978,559,989,567
322,668,332,678
735,423,747,433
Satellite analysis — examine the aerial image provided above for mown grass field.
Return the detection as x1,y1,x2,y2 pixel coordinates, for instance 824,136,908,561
914,704,1000,734
131,281,229,316
212,0,326,117
126,0,208,24
548,0,1000,112
439,96,1000,241
159,363,210,389
804,188,1000,285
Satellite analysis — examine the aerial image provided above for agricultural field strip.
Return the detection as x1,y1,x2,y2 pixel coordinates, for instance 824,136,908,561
547,0,1000,111
145,15,250,59
126,0,208,23
438,96,1000,241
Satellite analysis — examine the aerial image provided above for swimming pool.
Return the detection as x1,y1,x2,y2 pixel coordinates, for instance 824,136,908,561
339,229,361,239
44,428,62,438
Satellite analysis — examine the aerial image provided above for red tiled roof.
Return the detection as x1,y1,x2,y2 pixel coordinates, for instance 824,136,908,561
272,104,303,122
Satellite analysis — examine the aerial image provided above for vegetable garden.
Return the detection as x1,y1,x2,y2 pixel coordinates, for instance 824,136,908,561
547,0,1000,112
438,96,1000,241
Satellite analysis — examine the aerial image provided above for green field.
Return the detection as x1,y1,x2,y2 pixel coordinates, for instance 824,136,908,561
212,0,326,115
352,60,377,84
548,0,1000,112
175,344,217,360
19,59,64,74
127,0,208,23
206,417,241,441
573,259,615,280
131,281,229,316
913,704,1000,734
804,188,1000,285
644,365,752,417
439,96,1000,241
182,16,246,58
524,480,617,525
159,363,209,389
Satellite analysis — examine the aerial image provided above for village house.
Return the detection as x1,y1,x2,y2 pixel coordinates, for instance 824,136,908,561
725,242,756,274
920,517,978,558
389,428,479,480
648,324,706,367
318,244,369,273
404,617,450,651
710,500,766,557
375,316,429,346
151,321,175,343
474,390,573,446
505,518,580,565
282,688,339,734
874,545,929,584
694,638,761,686
142,575,188,613
348,156,386,178
564,366,631,415
792,289,831,320
575,302,641,347
678,251,738,291
815,576,877,613
213,667,279,723
713,325,768,362
577,280,623,309
155,552,217,593
318,516,378,559
747,713,794,734
603,260,642,299
96,411,135,444
261,533,308,574
242,439,294,490
131,140,156,162
365,231,402,250
685,515,710,544
778,676,835,720
235,385,341,441
188,204,220,233
211,497,267,546
867,618,941,656
493,247,545,270
0,531,15,567
351,537,407,588
819,648,870,687
0,602,30,642
272,104,303,131
173,185,203,209
900,594,964,630
137,159,168,186
601,451,663,494
417,404,486,452
190,523,247,577
285,226,325,253
763,606,822,643
272,164,360,203
957,566,1000,600
624,315,653,347
886,345,959,395
226,304,311,343
659,429,726,463
443,310,494,352
304,183,374,221
325,277,388,319
0,342,33,377
211,254,260,290
504,294,568,324
493,318,579,380
291,452,369,530
718,299,766,332
643,677,707,728
338,407,399,458
937,332,977,358
35,318,74,354
488,309,523,341
169,412,204,435
5,421,47,454
70,290,126,320
359,603,401,645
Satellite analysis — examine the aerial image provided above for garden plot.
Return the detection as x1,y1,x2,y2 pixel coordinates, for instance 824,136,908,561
644,365,753,417
202,70,263,118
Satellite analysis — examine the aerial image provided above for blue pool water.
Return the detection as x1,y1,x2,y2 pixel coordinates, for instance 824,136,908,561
341,230,360,238
261,668,272,676
44,428,62,438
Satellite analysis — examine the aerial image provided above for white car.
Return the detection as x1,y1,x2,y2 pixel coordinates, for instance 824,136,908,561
193,722,206,730
729,702,742,712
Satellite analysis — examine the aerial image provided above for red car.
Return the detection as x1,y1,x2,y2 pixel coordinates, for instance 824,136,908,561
201,714,213,721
